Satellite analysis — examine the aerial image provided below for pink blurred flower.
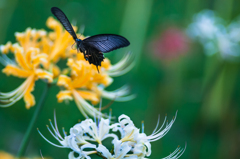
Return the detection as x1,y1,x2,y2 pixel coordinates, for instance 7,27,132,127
151,27,189,60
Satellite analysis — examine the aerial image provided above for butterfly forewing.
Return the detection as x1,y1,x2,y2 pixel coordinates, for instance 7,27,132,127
51,7,77,40
83,34,130,53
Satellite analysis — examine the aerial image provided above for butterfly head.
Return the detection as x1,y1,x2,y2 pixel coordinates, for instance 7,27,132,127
76,39,82,42
76,38,83,48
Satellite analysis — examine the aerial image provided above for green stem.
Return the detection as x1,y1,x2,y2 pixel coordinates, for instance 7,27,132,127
115,0,153,70
17,83,50,157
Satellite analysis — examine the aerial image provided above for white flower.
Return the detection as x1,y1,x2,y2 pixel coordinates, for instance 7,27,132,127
39,111,186,159
187,10,220,40
187,10,240,60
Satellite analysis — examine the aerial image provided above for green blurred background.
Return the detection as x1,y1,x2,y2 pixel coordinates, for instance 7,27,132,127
0,0,240,158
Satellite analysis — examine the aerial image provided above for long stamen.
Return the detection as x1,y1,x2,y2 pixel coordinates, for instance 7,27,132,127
98,98,102,124
107,53,135,77
0,76,34,107
54,110,63,140
141,121,144,133
151,115,167,136
151,115,160,135
162,143,186,159
101,85,136,102
37,128,65,148
46,125,62,142
73,91,109,119
49,119,63,140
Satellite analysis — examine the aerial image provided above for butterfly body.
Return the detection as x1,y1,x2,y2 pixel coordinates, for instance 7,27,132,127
76,39,104,66
51,7,130,72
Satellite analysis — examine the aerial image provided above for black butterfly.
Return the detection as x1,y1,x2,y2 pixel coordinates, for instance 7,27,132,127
51,7,130,72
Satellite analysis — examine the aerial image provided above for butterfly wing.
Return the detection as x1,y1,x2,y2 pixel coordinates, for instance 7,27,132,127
51,7,77,40
83,34,130,53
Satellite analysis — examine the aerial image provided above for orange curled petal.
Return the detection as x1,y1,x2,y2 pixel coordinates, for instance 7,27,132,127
32,53,48,67
15,51,31,70
92,73,113,86
24,91,35,109
57,75,72,89
77,90,99,104
35,69,53,83
25,48,34,67
56,90,73,102
2,65,32,78
23,78,35,109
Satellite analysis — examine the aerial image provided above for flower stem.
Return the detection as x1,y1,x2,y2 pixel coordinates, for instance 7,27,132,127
17,83,50,157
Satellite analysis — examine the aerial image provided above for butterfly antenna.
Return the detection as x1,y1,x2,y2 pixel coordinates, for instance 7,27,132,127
71,41,76,50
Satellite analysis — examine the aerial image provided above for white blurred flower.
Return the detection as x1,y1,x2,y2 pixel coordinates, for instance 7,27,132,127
187,10,240,60
38,111,186,159
188,10,220,40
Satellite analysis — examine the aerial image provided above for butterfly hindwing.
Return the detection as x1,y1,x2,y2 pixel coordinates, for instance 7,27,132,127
51,7,77,40
83,34,130,53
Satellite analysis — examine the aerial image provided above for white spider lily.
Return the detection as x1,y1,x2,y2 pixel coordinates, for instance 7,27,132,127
39,111,185,159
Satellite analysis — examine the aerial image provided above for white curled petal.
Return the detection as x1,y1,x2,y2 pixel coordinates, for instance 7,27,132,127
144,141,151,156
116,142,132,158
70,123,83,135
118,115,134,127
68,151,82,159
96,144,113,159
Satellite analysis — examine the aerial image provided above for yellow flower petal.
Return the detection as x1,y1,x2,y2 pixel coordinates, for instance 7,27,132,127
2,65,32,78
56,90,73,102
32,53,48,67
15,51,31,70
77,90,99,104
101,58,111,70
47,17,75,63
92,73,113,86
52,64,61,78
23,77,35,109
35,69,53,83
0,42,12,54
57,75,72,89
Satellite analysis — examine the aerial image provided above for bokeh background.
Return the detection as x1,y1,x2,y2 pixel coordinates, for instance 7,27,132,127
0,0,240,158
